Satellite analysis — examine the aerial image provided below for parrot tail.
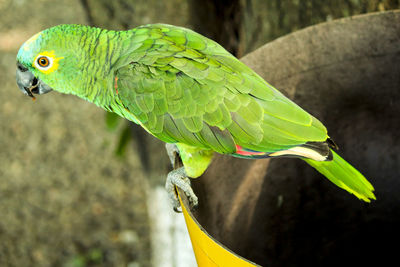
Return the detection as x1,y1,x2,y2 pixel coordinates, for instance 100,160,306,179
303,149,376,202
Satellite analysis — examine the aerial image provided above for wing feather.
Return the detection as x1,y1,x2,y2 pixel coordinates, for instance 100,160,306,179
113,24,328,155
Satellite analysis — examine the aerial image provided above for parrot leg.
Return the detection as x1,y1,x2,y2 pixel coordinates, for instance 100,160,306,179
165,166,198,212
165,143,199,212
165,143,179,168
165,143,213,211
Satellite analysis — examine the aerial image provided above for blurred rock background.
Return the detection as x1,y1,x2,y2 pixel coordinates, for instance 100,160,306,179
0,0,399,266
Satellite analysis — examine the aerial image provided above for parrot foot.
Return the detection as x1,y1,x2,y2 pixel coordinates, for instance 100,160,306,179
165,166,198,212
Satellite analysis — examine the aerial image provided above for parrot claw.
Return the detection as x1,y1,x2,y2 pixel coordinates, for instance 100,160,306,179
166,167,198,212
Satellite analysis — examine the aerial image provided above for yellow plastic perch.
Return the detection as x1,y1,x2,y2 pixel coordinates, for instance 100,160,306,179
178,189,259,267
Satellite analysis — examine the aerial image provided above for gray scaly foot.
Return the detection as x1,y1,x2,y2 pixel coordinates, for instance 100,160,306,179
165,143,199,212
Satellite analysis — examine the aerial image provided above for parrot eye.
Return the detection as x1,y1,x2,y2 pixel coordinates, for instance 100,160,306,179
33,51,63,74
34,55,53,71
37,56,49,67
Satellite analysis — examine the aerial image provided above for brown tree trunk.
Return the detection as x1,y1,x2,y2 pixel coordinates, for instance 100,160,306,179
188,0,245,56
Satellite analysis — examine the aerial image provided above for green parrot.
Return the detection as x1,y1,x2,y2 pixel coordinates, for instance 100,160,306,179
16,24,375,210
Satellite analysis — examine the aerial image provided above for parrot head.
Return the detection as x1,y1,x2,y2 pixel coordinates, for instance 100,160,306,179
16,30,57,99
16,25,90,99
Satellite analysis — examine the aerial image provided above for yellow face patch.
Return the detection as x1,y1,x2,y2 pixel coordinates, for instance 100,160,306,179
33,50,64,74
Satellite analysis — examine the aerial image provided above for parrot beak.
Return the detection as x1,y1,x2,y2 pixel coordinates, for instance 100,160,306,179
16,62,53,99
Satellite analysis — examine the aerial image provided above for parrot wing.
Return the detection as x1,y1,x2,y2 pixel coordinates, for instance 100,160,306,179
115,62,237,154
114,24,328,156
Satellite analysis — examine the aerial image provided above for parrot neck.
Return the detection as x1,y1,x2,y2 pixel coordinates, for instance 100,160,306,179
48,25,142,115
75,27,150,112
67,28,133,109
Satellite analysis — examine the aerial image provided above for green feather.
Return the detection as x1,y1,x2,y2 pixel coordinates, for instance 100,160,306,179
263,114,326,141
229,113,263,144
218,103,232,128
261,98,312,126
197,125,236,154
224,97,240,112
259,122,305,146
182,116,203,133
152,115,164,134
153,98,168,115
185,33,207,50
135,93,154,113
304,150,375,202
164,29,187,45
203,109,223,125
237,98,263,124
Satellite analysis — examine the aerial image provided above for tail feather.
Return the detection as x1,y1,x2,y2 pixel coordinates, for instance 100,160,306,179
269,141,331,161
304,149,375,202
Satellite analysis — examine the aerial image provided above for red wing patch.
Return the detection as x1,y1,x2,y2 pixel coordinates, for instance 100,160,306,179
235,145,267,157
